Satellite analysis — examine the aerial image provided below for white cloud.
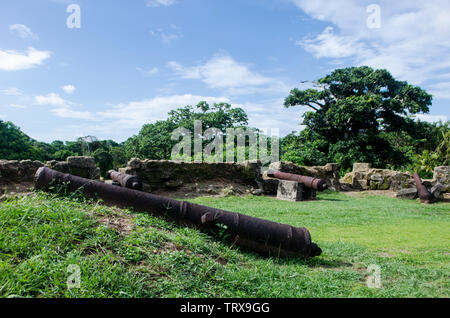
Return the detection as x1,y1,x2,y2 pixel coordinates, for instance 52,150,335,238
0,47,51,71
61,85,76,94
168,54,290,96
50,108,94,120
299,26,369,59
146,0,176,7
35,93,68,107
98,94,231,128
292,0,450,89
415,114,448,123
136,67,159,76
34,93,94,120
9,24,39,40
1,87,24,96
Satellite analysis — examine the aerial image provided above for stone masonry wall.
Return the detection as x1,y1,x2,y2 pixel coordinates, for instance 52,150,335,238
0,156,100,193
340,163,450,193
120,159,262,191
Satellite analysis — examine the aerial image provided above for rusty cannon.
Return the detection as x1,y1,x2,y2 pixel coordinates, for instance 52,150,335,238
267,170,328,192
413,173,434,203
107,170,143,191
34,167,322,258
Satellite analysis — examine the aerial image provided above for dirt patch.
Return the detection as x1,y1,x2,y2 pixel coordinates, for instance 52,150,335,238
153,179,257,199
98,214,134,236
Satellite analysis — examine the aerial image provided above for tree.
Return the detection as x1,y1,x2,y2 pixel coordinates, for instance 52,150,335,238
124,101,249,160
93,148,114,178
0,120,41,160
283,66,433,170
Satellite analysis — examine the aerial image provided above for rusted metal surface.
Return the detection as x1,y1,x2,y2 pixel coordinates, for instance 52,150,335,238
34,167,322,258
108,170,143,191
413,173,433,203
267,170,328,192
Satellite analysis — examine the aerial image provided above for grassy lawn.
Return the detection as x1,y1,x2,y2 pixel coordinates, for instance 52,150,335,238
0,190,448,298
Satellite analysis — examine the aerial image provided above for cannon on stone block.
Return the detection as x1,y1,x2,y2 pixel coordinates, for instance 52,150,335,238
267,170,328,202
34,167,322,258
267,170,328,192
107,169,143,191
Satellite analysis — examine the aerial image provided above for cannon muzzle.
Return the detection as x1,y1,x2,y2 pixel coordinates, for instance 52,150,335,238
34,167,321,258
413,173,434,203
267,170,328,191
107,170,143,191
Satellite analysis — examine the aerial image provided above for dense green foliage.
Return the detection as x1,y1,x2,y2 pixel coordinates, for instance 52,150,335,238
123,101,251,161
283,66,440,171
0,192,448,297
0,121,42,161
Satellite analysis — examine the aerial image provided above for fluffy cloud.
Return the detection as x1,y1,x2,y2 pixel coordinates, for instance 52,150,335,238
136,67,159,76
61,85,76,94
34,93,94,120
1,87,24,96
9,24,39,40
98,94,231,128
0,47,51,71
293,0,450,92
168,54,290,96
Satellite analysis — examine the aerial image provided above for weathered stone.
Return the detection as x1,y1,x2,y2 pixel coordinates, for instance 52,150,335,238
339,183,353,192
277,180,303,202
434,166,450,192
396,188,418,200
368,173,390,190
431,183,444,201
0,159,44,185
67,156,95,168
353,163,371,172
340,172,354,185
46,156,100,180
354,178,369,190
124,159,261,191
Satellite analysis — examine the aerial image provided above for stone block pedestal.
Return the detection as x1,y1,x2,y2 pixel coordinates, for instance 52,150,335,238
276,180,317,202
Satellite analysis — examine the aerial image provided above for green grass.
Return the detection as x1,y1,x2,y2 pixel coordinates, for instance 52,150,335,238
0,190,448,298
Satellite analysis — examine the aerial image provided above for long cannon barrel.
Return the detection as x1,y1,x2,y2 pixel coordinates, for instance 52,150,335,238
34,167,322,258
413,173,433,203
267,170,328,191
107,170,143,191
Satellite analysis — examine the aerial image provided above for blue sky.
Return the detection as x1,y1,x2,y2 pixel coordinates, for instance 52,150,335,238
1,0,449,142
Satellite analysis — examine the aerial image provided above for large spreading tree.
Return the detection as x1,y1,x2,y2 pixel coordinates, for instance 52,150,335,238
283,66,433,170
124,101,249,160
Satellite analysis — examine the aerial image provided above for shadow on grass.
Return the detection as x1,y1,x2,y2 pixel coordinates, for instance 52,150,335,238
317,198,345,202
306,257,353,269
